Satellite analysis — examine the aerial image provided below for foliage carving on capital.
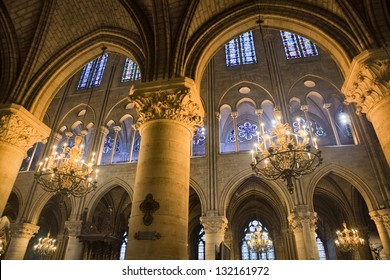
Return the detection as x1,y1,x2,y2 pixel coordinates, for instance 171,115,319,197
343,58,390,115
129,87,203,130
288,211,317,231
65,221,83,236
200,216,228,234
0,113,48,151
10,223,39,239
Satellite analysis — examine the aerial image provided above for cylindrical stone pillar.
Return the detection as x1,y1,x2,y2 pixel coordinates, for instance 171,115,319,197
342,49,390,167
366,96,390,167
288,209,319,260
5,223,39,260
370,210,390,260
64,220,84,260
0,104,50,216
126,78,204,260
200,215,228,260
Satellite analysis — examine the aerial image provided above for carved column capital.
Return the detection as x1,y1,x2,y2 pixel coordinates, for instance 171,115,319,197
10,223,39,239
200,216,228,234
0,104,50,153
323,103,332,110
65,220,83,237
372,209,390,231
129,78,204,131
342,49,390,116
230,111,238,119
100,126,109,135
255,109,264,116
215,112,221,121
288,210,317,231
300,105,309,112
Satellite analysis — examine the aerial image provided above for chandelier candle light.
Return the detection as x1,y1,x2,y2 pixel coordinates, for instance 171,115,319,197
34,134,98,197
335,222,365,252
250,109,323,193
33,233,57,258
247,224,273,253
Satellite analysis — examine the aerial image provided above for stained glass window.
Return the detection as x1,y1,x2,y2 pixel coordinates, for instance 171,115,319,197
119,232,128,260
122,58,141,82
225,31,256,66
280,31,318,59
193,127,206,145
238,122,258,140
241,220,275,260
103,136,120,154
228,122,258,143
198,227,206,260
77,53,108,89
316,233,327,260
293,118,326,138
298,35,318,57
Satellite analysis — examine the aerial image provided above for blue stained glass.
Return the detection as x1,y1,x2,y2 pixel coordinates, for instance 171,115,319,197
280,31,301,59
198,228,206,260
238,122,258,140
90,53,108,87
240,32,257,64
77,61,95,89
225,38,241,66
293,118,326,137
122,58,141,82
77,53,108,89
298,35,318,57
103,136,120,153
192,127,206,145
225,31,257,66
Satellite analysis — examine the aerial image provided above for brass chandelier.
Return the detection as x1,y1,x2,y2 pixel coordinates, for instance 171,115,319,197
250,9,323,193
33,233,57,258
247,223,273,253
34,48,106,197
335,222,365,252
251,109,323,193
34,134,98,197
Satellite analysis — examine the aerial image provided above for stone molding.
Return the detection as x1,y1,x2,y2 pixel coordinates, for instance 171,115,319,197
65,220,83,236
129,81,203,131
0,104,50,152
10,223,39,239
200,216,228,234
342,50,390,116
371,209,390,231
288,211,317,231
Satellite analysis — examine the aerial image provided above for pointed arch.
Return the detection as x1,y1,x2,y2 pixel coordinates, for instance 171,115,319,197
306,163,379,211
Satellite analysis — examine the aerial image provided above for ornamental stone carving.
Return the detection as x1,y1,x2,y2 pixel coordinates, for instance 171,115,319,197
288,211,317,231
129,86,203,130
342,52,390,116
65,221,83,236
200,216,228,234
10,223,39,239
0,105,50,152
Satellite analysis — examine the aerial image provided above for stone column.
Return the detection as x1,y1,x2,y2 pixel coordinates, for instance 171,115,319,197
0,104,50,216
109,126,121,164
231,112,239,152
200,215,228,260
323,103,341,145
96,126,109,165
370,209,390,259
342,49,390,167
125,78,204,260
288,208,319,260
5,223,39,260
64,220,84,260
215,112,221,153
